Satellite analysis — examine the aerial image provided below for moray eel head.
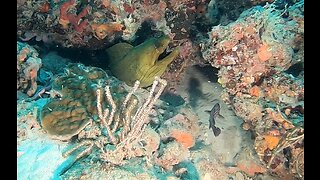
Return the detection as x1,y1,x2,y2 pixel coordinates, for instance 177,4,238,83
106,35,179,87
152,35,171,60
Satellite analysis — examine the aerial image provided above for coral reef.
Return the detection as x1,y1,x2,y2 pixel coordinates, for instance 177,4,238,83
58,0,89,32
98,77,167,164
41,98,92,140
40,63,167,166
16,0,269,66
202,4,299,95
41,64,116,131
106,35,179,87
155,107,201,170
17,0,304,179
201,1,304,178
91,22,123,40
158,108,200,149
40,51,70,74
17,99,47,146
17,42,42,97
206,0,275,26
16,0,278,92
40,63,130,139
17,0,168,49
156,141,190,170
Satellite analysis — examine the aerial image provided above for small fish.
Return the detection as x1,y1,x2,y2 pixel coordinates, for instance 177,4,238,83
205,103,224,137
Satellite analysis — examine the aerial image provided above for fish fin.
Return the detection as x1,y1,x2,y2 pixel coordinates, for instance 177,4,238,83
211,99,219,102
205,110,211,114
218,114,225,119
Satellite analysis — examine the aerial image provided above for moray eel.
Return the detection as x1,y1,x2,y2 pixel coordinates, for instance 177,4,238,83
106,35,179,87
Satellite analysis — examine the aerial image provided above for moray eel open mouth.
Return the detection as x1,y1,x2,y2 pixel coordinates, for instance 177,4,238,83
106,35,180,87
158,46,173,61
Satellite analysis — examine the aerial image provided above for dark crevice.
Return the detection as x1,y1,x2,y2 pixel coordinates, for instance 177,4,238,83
193,64,219,83
285,62,304,77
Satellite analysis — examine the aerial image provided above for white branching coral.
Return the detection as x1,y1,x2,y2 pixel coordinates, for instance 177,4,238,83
97,76,167,164
63,76,167,165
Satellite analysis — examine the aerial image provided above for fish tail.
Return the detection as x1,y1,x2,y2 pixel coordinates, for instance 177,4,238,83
212,126,221,137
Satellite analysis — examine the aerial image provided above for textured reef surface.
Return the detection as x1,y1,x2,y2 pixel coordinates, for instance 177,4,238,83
17,0,303,179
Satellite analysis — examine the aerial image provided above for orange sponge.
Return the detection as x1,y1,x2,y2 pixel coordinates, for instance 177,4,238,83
171,130,195,149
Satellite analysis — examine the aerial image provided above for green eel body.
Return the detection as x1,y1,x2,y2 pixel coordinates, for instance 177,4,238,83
106,35,179,87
